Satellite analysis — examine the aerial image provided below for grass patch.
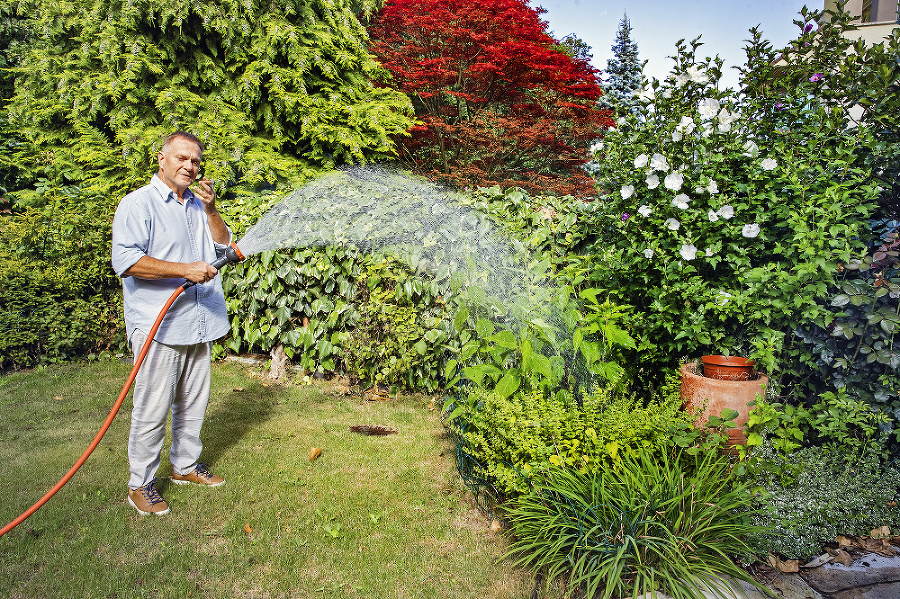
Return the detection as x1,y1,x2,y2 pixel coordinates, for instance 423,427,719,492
0,360,531,598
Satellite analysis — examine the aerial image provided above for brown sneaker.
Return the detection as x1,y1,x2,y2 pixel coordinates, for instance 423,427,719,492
170,463,225,487
127,479,170,516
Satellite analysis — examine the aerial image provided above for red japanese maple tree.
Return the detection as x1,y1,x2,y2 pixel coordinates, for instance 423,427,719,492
368,0,612,197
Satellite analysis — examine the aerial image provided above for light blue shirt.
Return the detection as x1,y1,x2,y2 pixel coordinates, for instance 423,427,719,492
111,175,232,345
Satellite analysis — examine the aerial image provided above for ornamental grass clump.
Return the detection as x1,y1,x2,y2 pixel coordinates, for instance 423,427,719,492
504,448,768,599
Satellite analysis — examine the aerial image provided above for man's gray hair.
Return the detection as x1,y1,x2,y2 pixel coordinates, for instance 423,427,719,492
160,131,205,154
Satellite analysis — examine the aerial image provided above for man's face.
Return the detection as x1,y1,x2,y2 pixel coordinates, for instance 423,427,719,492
157,137,202,196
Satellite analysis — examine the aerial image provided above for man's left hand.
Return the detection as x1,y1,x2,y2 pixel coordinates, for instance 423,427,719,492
193,177,216,210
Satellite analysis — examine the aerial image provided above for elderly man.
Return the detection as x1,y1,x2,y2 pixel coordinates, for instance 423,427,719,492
112,131,231,516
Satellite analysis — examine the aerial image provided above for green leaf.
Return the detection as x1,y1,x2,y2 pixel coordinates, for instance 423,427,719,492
493,372,521,399
475,318,495,338
490,330,518,348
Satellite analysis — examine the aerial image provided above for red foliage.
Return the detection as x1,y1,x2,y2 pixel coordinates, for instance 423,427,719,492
368,0,613,197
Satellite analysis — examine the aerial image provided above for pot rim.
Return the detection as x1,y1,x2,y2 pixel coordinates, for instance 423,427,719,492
701,354,755,367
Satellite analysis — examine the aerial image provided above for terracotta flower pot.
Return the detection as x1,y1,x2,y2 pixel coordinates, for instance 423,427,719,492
701,354,755,381
680,362,768,447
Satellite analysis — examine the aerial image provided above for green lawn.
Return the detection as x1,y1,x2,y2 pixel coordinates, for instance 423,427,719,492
0,359,531,598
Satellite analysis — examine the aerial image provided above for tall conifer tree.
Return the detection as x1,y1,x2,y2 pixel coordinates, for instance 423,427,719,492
599,14,644,114
5,0,414,202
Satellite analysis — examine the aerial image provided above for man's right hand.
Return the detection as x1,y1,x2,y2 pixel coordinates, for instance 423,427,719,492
123,256,218,283
182,261,219,284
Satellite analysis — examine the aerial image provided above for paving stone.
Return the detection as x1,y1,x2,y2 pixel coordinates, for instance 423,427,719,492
756,573,824,599
800,554,900,594
831,581,900,599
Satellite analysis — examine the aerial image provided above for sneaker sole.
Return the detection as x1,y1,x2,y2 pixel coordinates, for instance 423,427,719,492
170,477,225,487
126,494,170,516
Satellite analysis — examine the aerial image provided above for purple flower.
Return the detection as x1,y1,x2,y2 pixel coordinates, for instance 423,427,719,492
803,22,814,34
809,73,823,82
621,213,630,221
775,101,786,111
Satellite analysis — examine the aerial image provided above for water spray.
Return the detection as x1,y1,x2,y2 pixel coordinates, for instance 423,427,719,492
1,163,550,538
0,242,245,538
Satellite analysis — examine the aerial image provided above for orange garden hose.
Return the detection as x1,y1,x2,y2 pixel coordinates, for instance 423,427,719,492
0,285,186,538
0,242,243,538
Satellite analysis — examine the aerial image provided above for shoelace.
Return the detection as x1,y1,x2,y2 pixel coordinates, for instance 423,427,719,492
194,463,213,480
141,480,166,506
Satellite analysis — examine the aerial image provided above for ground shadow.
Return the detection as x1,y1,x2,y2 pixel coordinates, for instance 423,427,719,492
195,378,279,468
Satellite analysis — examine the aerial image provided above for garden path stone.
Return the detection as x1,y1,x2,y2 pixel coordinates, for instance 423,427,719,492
627,560,900,599
831,582,900,599
800,554,900,594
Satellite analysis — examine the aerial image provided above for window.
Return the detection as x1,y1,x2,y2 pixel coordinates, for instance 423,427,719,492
862,0,873,22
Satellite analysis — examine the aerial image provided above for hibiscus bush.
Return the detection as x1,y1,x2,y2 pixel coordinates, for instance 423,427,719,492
589,5,900,414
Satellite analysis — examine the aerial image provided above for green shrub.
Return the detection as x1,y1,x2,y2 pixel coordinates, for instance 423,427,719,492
0,254,124,368
221,248,453,390
744,443,900,560
739,389,893,464
459,383,698,497
585,5,900,410
340,255,450,392
504,448,767,599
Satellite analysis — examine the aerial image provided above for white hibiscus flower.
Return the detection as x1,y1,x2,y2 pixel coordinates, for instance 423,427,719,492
672,194,690,210
707,180,719,194
708,209,719,222
649,153,670,172
643,248,654,259
679,116,696,134
761,157,778,171
645,173,660,189
638,205,652,217
742,223,761,238
679,244,699,260
717,205,735,220
664,172,684,191
743,140,759,156
634,154,649,168
687,65,709,83
621,184,635,199
672,130,683,142
698,98,720,120
664,218,681,231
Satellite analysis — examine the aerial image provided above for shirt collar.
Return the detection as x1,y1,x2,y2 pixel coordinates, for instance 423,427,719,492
150,174,197,204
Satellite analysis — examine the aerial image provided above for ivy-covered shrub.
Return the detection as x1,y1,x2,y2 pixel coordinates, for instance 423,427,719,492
220,247,455,391
339,256,451,392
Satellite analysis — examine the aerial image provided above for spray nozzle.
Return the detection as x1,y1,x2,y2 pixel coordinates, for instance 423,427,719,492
182,242,245,289
210,242,245,271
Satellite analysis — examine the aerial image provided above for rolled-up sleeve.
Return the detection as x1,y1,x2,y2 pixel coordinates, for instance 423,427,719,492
111,193,150,277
